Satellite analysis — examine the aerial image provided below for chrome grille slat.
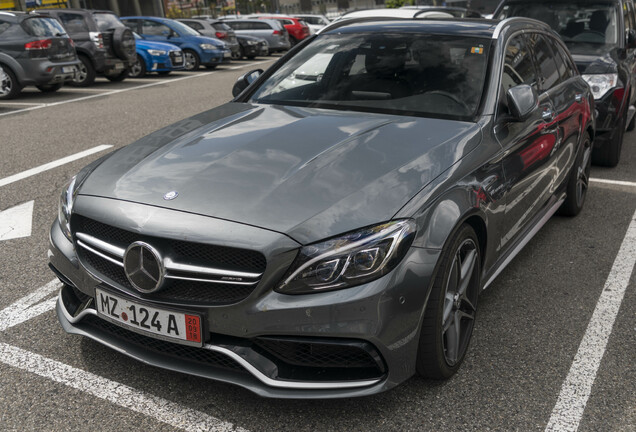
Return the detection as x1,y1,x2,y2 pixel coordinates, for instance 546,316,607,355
77,239,124,268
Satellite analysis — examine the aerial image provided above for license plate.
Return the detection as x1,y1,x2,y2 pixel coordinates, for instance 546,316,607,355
173,55,182,63
114,63,124,70
62,66,75,73
223,51,231,58
95,288,202,347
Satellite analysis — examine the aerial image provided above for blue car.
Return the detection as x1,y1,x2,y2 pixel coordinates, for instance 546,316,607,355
121,17,231,71
129,34,185,78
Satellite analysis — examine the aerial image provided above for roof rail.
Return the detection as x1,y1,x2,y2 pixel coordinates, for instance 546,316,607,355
491,16,550,39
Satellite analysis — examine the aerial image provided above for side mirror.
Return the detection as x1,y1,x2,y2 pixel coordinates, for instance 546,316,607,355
161,29,171,38
232,69,263,97
627,29,636,49
506,84,538,121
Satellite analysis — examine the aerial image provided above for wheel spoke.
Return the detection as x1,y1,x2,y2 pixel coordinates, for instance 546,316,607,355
443,291,454,323
445,312,461,364
457,248,477,296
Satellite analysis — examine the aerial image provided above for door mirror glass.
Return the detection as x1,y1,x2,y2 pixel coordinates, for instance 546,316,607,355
506,84,538,121
232,69,263,97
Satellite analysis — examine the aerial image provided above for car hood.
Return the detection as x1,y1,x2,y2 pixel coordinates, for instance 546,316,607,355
135,39,181,52
192,35,226,47
79,103,481,244
571,52,617,75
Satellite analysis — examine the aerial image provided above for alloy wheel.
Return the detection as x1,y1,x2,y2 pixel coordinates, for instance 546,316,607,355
184,52,196,71
442,238,479,366
74,61,88,84
129,59,143,78
0,66,11,97
576,145,592,207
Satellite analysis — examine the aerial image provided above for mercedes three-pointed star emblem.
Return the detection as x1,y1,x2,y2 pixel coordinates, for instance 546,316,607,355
123,241,165,293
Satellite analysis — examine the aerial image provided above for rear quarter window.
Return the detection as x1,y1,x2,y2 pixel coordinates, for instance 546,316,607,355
22,17,66,37
0,20,10,35
58,13,89,33
93,13,124,32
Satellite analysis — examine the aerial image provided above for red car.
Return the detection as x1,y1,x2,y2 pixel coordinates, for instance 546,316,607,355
250,15,310,45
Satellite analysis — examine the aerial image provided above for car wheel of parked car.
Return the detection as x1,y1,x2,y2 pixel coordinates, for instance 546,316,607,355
593,110,625,167
105,70,128,82
183,50,200,71
129,55,146,78
558,133,592,217
0,64,22,100
205,65,217,70
416,224,480,379
70,55,96,87
36,83,64,93
239,46,246,60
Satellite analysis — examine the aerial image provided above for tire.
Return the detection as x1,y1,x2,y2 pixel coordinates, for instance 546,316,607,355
205,65,217,70
183,50,200,71
104,70,128,82
36,82,63,93
558,133,592,217
111,27,136,63
592,110,625,167
416,224,481,379
247,55,255,60
69,55,96,87
128,54,146,78
0,65,22,100
239,45,246,60
157,71,171,76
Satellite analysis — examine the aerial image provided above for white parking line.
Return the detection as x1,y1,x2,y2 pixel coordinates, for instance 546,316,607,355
545,208,636,431
0,102,45,106
589,178,636,188
0,279,60,331
0,145,112,188
0,72,210,118
0,343,248,432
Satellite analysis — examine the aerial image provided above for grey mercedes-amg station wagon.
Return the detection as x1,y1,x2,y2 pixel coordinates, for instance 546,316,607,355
49,17,594,398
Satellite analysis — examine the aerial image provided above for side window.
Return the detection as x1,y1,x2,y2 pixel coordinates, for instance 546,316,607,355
122,20,138,32
500,34,538,115
527,33,560,91
251,22,271,30
555,42,576,80
142,20,171,36
186,21,203,30
547,37,572,81
0,20,10,35
58,13,89,33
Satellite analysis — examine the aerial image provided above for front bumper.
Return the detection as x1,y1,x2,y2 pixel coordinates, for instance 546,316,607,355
48,198,439,398
200,49,232,66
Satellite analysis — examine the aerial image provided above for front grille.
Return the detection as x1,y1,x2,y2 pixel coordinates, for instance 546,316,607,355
83,315,246,373
73,215,266,305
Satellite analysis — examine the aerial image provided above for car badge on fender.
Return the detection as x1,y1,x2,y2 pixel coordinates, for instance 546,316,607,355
163,191,178,200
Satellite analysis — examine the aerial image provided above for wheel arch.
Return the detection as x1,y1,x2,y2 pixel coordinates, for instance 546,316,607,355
0,54,26,85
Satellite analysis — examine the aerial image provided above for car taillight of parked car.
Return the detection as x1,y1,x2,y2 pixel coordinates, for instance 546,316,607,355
215,31,227,39
24,39,52,50
273,30,281,35
89,31,104,49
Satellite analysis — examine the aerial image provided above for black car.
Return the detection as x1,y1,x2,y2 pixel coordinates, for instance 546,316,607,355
37,9,136,86
494,0,636,167
236,34,268,59
51,17,593,398
0,11,79,99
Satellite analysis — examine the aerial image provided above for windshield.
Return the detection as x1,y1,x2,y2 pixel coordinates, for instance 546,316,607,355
250,33,490,120
23,17,67,36
168,19,201,36
93,13,124,32
497,3,619,55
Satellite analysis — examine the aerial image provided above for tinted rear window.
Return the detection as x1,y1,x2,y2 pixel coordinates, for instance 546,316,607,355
22,17,66,37
213,23,232,31
93,12,124,32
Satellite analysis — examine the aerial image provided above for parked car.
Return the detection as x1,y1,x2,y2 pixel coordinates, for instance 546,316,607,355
177,18,240,59
247,14,310,45
50,17,593,399
37,9,136,86
128,33,184,78
224,18,290,53
0,11,79,99
236,34,269,59
494,0,636,167
293,14,330,34
331,8,454,23
121,16,231,70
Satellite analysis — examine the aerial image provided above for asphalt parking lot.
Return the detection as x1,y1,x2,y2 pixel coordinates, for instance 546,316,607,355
0,57,634,431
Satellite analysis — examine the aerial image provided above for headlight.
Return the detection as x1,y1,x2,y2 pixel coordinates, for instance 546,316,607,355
58,175,77,241
276,220,416,295
246,40,258,45
147,49,167,56
582,73,618,100
199,43,218,50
